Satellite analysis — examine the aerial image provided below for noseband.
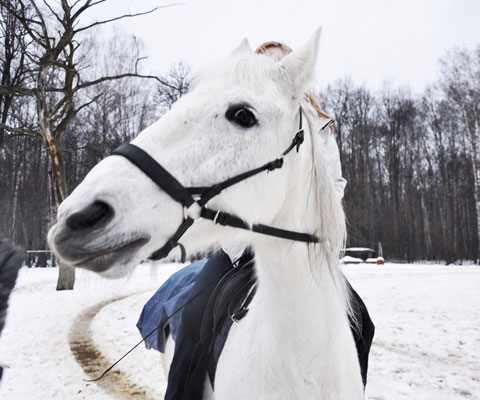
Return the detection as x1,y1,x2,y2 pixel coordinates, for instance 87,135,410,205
112,108,319,262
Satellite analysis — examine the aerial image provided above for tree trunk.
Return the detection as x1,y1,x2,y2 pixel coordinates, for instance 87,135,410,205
36,62,73,289
47,138,74,290
421,194,432,258
43,123,73,290
464,113,480,264
472,148,480,264
45,132,67,208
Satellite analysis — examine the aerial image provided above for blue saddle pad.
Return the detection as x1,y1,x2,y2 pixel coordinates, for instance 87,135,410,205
136,260,207,352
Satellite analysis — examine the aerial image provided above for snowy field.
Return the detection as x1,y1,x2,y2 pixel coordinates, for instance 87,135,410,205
0,262,479,399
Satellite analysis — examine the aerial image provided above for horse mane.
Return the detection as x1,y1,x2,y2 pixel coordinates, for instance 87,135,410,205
303,102,356,324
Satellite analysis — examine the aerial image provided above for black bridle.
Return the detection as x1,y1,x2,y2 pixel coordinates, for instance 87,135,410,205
112,107,319,262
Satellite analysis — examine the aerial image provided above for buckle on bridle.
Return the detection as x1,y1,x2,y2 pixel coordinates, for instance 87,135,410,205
183,200,203,221
213,210,221,224
294,129,304,152
267,157,284,171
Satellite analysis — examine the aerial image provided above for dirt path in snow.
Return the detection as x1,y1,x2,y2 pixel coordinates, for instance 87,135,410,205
69,295,156,400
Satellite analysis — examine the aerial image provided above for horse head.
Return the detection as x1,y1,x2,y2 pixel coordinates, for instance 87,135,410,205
48,28,343,277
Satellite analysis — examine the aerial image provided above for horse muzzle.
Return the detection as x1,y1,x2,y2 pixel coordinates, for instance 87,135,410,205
48,200,150,273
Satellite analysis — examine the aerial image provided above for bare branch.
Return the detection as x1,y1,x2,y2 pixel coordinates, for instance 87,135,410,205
71,0,95,20
14,36,41,64
0,123,39,137
74,92,104,115
70,0,90,10
53,106,75,138
135,56,147,73
88,0,108,7
29,0,52,47
0,0,49,49
77,73,180,91
0,85,67,96
42,0,64,25
49,97,69,124
74,4,181,33
0,85,36,96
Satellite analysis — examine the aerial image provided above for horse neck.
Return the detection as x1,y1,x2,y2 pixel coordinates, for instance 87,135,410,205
249,109,350,334
252,239,347,327
251,177,348,334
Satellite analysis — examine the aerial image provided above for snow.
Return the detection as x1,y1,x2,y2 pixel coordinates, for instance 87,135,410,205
343,247,375,252
1,263,479,399
341,255,364,263
0,262,182,400
344,264,480,400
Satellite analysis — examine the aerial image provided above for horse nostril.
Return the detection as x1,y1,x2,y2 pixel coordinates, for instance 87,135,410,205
66,201,114,231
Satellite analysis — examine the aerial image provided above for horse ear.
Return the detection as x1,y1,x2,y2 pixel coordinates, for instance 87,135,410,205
278,27,322,99
230,38,252,57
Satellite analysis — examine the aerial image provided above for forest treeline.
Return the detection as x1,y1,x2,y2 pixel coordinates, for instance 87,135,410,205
0,2,479,265
320,61,480,263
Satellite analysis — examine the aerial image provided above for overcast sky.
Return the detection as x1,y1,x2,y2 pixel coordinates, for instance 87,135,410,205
85,0,480,93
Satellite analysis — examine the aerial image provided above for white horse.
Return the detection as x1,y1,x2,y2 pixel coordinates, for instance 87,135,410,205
48,29,364,399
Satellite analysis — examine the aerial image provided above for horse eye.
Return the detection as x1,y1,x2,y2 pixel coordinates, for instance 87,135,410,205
225,104,257,128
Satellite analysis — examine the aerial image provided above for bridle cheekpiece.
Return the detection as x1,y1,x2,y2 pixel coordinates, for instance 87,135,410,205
112,107,319,262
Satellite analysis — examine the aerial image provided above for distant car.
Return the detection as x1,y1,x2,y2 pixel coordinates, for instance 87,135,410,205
341,247,384,265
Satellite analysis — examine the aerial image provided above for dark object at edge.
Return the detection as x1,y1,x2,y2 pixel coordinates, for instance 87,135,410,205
0,238,26,381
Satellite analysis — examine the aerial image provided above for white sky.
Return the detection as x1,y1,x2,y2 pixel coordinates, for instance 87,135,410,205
85,0,480,93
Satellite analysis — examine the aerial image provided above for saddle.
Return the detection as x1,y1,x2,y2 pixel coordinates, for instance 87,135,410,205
137,256,256,386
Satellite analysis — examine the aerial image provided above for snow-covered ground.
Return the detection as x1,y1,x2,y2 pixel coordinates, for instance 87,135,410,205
0,262,479,399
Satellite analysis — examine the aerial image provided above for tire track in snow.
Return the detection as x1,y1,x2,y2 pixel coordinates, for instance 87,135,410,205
69,294,155,400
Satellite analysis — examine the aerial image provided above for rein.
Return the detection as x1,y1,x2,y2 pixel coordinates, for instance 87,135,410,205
86,254,253,382
112,107,319,262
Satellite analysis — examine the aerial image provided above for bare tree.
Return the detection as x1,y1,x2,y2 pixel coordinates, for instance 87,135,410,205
438,45,480,262
0,2,32,145
155,61,192,115
0,0,179,289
